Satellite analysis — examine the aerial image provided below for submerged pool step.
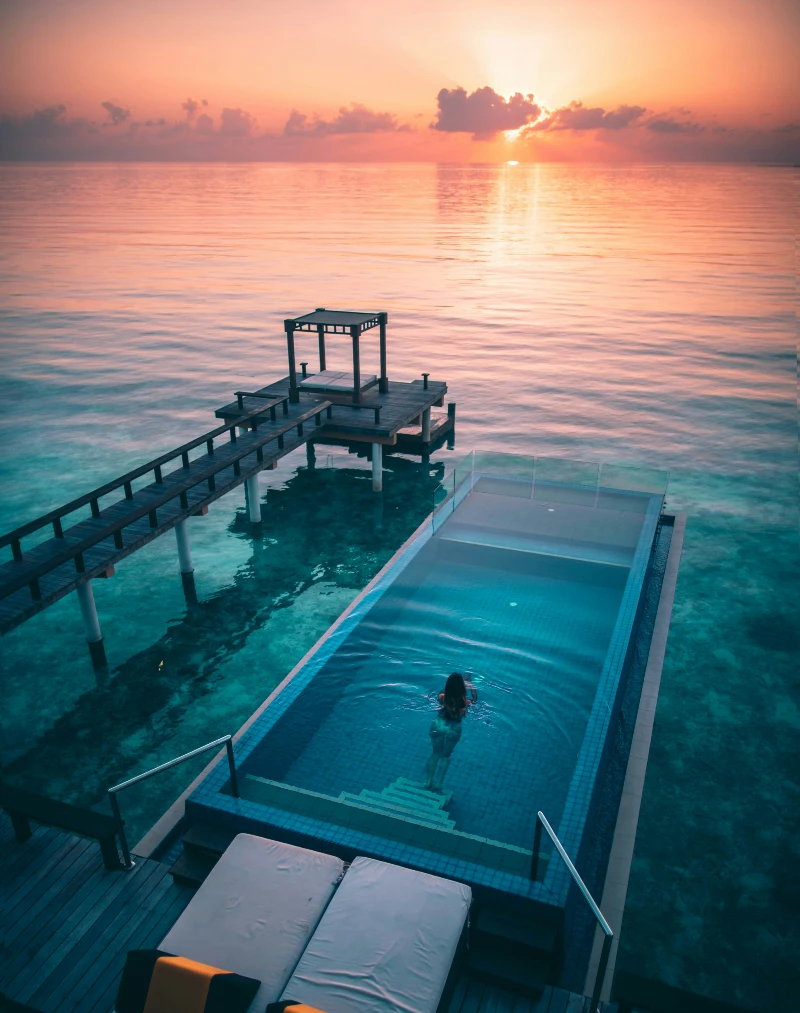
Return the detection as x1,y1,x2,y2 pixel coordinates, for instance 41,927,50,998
338,794,457,830
393,778,453,806
338,791,456,830
241,774,545,880
339,777,456,830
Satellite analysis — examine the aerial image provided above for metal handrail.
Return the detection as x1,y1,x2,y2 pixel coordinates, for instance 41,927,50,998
531,811,613,1013
107,734,239,870
0,396,290,552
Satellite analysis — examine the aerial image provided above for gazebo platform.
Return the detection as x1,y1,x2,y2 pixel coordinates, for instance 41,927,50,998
216,373,451,448
218,306,454,455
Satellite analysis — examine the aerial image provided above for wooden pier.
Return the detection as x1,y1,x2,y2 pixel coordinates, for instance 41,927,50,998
0,307,453,666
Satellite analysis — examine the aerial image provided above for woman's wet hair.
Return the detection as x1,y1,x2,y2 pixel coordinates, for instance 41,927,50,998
444,671,467,711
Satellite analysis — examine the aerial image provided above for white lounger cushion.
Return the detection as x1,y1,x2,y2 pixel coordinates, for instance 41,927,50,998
159,834,344,1013
281,856,472,1013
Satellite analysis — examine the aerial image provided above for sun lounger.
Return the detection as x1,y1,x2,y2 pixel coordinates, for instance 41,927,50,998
278,856,472,1013
158,834,344,1013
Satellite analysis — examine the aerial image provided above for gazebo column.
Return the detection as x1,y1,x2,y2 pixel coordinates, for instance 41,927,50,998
317,322,326,372
284,319,299,402
379,312,388,393
350,324,361,404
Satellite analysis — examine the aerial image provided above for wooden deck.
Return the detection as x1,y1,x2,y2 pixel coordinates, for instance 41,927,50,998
446,978,616,1013
0,814,614,1013
216,374,448,444
0,814,193,1013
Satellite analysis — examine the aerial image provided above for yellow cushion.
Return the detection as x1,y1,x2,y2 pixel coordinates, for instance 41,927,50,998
143,955,230,1013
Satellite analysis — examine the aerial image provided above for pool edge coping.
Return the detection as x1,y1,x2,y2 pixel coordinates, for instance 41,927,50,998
583,512,687,1001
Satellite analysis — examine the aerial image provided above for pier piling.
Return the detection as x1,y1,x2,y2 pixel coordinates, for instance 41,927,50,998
244,475,261,523
421,407,432,443
371,442,383,492
76,580,107,669
174,519,198,604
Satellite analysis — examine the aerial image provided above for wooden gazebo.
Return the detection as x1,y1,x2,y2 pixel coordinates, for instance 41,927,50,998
284,308,388,403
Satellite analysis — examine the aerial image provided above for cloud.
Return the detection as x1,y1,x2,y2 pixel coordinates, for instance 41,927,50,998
144,118,166,127
182,98,199,120
195,113,214,135
219,107,255,137
0,104,67,138
0,104,94,147
101,101,131,126
284,103,404,136
531,102,646,132
431,87,540,139
646,115,703,134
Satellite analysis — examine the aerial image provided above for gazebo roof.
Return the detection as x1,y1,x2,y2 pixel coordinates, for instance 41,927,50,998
288,309,384,334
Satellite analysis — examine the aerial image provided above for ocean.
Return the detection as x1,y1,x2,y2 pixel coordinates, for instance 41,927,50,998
0,162,796,1011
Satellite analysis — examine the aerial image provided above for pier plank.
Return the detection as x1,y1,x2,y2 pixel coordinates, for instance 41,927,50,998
1,834,87,919
0,824,60,882
2,838,96,946
216,374,448,441
0,815,193,1013
78,884,193,1013
29,863,169,1010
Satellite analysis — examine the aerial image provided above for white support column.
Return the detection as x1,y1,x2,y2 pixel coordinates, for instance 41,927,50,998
175,519,198,604
372,442,383,492
76,579,106,668
421,407,432,443
245,474,261,522
175,520,193,573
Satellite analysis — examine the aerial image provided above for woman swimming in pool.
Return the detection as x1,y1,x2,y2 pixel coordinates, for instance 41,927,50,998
425,672,478,793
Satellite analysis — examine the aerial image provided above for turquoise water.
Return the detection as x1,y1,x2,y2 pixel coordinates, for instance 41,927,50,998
0,163,797,1011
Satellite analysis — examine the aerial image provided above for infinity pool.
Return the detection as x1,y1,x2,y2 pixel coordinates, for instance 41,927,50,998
190,455,666,904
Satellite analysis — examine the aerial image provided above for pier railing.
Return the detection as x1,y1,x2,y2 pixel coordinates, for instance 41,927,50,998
0,397,330,605
531,811,613,1013
0,395,290,561
107,734,239,870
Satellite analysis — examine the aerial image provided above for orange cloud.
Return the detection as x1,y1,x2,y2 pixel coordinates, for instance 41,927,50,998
284,103,406,136
432,87,540,139
0,91,798,163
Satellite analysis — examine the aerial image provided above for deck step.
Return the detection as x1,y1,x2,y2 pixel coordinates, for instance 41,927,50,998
468,941,552,996
181,821,236,860
473,907,558,953
169,849,218,887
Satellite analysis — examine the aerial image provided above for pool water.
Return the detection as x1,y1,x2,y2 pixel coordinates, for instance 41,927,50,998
247,522,626,849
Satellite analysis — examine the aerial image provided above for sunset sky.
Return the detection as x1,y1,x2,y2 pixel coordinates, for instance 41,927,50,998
1,0,798,161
